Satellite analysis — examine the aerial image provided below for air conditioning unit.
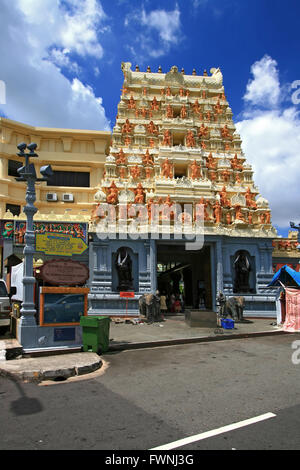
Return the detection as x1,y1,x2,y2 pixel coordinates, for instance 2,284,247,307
46,192,58,202
62,193,74,202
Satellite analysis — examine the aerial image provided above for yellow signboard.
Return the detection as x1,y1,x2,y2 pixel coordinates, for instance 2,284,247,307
36,232,88,256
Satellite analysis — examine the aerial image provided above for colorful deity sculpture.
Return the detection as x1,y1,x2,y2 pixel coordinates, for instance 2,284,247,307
151,96,159,111
127,95,136,109
189,160,201,179
130,165,141,179
186,130,196,148
162,129,172,146
143,149,154,166
134,183,144,203
180,105,187,119
245,187,257,209
122,118,133,134
213,200,222,223
116,148,126,165
166,104,173,118
219,186,231,208
146,121,159,135
198,124,209,139
206,153,217,170
230,154,243,171
221,125,233,140
106,181,119,204
161,158,173,178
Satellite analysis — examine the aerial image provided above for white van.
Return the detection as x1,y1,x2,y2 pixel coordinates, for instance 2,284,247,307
0,280,12,327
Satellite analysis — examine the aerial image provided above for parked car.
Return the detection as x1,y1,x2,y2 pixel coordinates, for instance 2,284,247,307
43,294,85,324
0,280,12,327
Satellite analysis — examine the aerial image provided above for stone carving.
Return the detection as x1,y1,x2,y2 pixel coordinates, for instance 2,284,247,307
233,251,251,293
165,66,184,85
115,247,133,291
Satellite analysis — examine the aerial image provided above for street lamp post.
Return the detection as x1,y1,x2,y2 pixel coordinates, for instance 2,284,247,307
15,142,53,328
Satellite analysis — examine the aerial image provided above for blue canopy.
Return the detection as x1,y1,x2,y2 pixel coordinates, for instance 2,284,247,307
268,265,300,287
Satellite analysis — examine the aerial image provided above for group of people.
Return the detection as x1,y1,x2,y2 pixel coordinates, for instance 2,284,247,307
159,291,185,315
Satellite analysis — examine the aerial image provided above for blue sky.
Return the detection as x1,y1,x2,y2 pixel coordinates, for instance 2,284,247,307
1,0,300,237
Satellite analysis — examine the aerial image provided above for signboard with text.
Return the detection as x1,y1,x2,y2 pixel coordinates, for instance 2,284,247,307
36,232,88,257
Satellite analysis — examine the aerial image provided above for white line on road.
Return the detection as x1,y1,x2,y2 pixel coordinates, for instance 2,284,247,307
150,412,276,450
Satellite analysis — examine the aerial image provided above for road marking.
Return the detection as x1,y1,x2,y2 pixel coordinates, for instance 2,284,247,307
150,412,276,450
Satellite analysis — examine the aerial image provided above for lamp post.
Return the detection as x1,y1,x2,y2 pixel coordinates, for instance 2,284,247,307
15,142,53,327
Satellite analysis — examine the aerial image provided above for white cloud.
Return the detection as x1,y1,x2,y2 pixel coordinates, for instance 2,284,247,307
141,7,180,44
0,0,110,130
236,55,300,229
243,55,281,108
124,5,181,61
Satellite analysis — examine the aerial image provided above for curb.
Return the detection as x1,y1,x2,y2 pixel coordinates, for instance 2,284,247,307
108,329,288,352
0,356,102,384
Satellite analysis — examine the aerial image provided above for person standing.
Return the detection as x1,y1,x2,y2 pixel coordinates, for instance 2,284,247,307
160,292,167,320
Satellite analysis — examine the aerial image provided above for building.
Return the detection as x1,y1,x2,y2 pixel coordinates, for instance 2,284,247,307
0,63,281,352
272,231,300,273
88,63,278,317
0,117,110,217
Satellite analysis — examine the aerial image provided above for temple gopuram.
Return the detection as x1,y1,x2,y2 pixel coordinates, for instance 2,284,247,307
88,63,278,317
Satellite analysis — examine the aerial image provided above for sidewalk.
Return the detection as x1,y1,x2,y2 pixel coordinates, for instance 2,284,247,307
0,316,287,384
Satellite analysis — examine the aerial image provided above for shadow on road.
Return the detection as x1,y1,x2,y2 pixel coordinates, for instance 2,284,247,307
10,379,43,416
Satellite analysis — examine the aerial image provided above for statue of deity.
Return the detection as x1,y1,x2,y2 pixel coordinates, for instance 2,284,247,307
122,119,133,134
143,149,154,166
116,148,126,165
134,183,144,203
219,186,231,208
193,99,201,116
162,129,172,146
127,95,136,109
189,160,201,179
230,154,243,171
161,158,173,178
151,96,159,111
221,125,233,140
213,200,222,223
186,130,195,148
130,165,140,179
106,181,119,204
119,167,126,179
222,169,230,183
234,205,244,221
233,251,251,293
198,124,209,138
166,104,173,118
146,121,159,135
180,105,187,119
115,247,133,291
145,167,152,179
245,187,257,209
206,153,216,170
214,100,223,115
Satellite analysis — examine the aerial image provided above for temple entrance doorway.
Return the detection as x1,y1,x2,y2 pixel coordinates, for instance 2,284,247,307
156,243,212,312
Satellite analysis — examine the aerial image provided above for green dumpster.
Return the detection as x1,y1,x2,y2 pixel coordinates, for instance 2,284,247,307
80,316,111,354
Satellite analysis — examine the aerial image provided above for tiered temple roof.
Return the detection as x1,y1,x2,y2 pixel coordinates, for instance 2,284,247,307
92,62,277,238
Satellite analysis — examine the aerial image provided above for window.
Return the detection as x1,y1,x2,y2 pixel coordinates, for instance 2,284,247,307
46,171,90,187
8,160,23,177
6,204,21,216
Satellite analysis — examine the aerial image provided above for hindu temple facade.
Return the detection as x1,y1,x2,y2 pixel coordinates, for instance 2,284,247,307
88,63,278,317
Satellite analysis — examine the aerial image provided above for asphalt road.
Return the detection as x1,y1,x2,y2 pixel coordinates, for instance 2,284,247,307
0,334,300,451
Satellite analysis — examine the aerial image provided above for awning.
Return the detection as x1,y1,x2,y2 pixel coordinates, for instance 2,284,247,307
268,264,300,287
